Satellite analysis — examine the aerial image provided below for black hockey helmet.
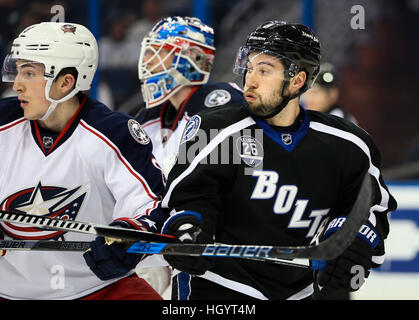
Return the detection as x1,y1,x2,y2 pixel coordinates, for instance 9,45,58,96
234,20,321,94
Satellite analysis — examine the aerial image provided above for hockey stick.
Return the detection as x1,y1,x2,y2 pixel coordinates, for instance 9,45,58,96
0,210,176,243
128,242,311,267
0,240,92,251
127,173,373,261
0,239,309,268
0,173,372,261
0,239,310,268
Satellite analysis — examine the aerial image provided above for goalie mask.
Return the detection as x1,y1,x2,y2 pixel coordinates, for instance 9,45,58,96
233,21,321,118
138,16,215,108
2,22,98,120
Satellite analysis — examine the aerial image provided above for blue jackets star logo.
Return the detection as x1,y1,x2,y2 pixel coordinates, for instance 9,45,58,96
0,182,88,240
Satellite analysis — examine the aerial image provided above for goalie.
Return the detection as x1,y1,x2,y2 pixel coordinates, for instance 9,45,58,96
159,20,397,300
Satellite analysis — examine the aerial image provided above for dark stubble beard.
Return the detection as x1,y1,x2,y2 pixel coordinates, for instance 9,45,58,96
246,86,285,118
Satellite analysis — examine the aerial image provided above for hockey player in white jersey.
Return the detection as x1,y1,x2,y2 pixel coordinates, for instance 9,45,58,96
135,16,246,176
133,16,246,297
0,22,168,299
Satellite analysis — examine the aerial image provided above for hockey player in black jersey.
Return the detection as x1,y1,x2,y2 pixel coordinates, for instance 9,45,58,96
160,21,397,300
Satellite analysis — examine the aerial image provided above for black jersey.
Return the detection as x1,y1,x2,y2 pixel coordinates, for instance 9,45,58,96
162,104,397,300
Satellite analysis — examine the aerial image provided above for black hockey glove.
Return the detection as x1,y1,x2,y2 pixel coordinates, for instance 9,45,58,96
163,211,214,275
312,216,380,293
83,221,144,281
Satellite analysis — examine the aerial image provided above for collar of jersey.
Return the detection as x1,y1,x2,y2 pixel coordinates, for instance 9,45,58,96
31,93,88,156
250,105,309,152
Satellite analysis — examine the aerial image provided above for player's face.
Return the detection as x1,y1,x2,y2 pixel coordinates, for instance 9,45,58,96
143,46,174,74
243,52,287,118
12,60,50,120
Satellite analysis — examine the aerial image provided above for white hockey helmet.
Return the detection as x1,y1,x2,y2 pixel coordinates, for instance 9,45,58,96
2,22,98,120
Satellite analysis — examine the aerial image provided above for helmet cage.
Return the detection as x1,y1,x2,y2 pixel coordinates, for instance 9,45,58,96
138,16,215,108
233,46,301,82
139,36,214,108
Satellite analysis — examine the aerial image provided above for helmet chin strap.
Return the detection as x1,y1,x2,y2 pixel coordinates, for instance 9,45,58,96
252,79,300,120
259,92,300,119
258,96,291,119
40,79,79,121
40,100,58,121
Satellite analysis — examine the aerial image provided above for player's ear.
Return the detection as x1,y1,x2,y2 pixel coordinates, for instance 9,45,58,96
58,73,76,94
289,70,306,94
52,67,78,97
49,72,76,100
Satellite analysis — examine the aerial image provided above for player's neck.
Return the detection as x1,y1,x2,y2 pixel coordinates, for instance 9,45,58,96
266,98,300,127
169,86,194,110
37,96,80,132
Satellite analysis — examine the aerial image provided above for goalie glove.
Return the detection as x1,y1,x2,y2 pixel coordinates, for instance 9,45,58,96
83,219,146,281
312,216,381,293
162,211,214,275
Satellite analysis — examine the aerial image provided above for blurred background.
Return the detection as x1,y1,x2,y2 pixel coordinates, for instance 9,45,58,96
0,0,418,299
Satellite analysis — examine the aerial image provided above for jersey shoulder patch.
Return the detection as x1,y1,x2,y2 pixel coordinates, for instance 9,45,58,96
204,89,232,108
200,82,245,108
180,114,201,144
128,119,150,145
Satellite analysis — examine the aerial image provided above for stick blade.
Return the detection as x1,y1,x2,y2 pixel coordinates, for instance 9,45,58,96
94,226,176,243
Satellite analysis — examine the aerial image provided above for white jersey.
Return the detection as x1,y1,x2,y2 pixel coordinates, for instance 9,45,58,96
0,94,167,299
142,113,189,176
